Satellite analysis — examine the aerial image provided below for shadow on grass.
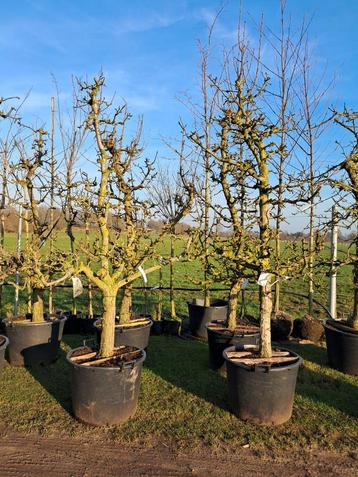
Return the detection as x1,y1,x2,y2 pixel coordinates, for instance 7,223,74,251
145,335,228,411
27,334,89,416
147,337,358,419
284,342,358,418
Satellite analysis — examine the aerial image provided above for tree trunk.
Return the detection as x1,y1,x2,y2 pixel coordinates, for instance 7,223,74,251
120,285,132,324
32,290,44,322
258,157,273,359
308,200,315,315
227,280,241,331
99,291,116,358
169,233,176,318
259,282,273,358
351,234,358,329
157,267,163,320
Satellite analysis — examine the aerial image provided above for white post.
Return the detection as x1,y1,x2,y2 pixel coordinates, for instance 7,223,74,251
329,206,338,319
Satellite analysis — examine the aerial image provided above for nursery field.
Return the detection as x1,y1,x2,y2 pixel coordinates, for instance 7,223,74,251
0,230,353,322
0,334,357,475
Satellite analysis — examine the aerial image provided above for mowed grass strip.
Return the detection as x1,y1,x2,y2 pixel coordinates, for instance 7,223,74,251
0,334,356,452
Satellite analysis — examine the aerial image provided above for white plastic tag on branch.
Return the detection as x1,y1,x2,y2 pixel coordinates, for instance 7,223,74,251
138,265,148,284
242,278,249,290
257,272,270,287
72,276,83,298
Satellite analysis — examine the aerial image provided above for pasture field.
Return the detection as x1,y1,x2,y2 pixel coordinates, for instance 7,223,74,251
0,230,353,321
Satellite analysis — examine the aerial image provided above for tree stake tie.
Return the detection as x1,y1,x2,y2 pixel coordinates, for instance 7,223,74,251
257,273,290,288
138,266,148,284
72,276,83,298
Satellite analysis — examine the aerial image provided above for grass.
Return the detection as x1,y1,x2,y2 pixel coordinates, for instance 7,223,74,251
0,231,354,321
0,333,357,452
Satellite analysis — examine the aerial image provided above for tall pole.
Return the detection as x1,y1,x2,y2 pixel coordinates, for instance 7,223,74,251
329,206,338,319
48,96,55,314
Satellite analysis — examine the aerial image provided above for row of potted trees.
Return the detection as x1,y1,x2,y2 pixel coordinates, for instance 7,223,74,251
0,64,356,427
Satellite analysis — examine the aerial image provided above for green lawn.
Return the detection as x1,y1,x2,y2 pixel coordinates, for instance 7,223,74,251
0,334,356,452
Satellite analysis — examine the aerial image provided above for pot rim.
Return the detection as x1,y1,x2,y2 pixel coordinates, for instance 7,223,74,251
4,315,67,328
205,322,260,337
66,345,146,370
223,345,301,372
94,317,153,330
0,335,9,351
323,319,358,336
187,298,229,309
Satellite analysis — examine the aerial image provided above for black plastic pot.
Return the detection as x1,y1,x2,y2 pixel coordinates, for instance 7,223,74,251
223,346,301,426
207,324,260,370
67,346,146,426
324,319,358,376
0,335,9,375
63,314,81,334
188,298,228,339
5,316,66,367
95,318,152,350
150,320,163,335
162,319,180,335
63,314,98,335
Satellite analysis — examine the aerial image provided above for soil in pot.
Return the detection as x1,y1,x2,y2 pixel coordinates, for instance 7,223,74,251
223,346,301,426
324,319,358,376
67,345,146,425
207,320,260,371
95,316,152,350
188,298,228,340
5,315,66,367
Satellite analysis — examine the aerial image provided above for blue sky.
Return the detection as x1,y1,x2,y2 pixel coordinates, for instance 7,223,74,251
0,0,357,229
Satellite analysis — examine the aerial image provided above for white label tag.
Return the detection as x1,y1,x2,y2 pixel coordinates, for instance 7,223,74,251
257,272,270,287
138,265,148,284
72,276,83,298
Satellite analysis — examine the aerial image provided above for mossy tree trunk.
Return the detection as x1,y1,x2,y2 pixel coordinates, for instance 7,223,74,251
258,155,273,358
32,289,45,322
120,285,132,324
100,290,117,358
226,280,242,331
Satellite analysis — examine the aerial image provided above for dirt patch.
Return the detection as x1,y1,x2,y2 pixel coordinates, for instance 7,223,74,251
0,428,355,477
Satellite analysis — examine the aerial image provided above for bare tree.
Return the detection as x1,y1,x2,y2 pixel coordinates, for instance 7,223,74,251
75,75,193,358
331,109,358,329
150,139,194,319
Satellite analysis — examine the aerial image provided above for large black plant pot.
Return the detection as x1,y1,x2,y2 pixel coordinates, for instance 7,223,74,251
95,318,152,350
188,298,228,339
5,317,66,367
150,320,163,335
324,319,358,376
63,313,99,335
223,346,301,426
207,323,260,371
0,335,9,375
67,346,146,426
